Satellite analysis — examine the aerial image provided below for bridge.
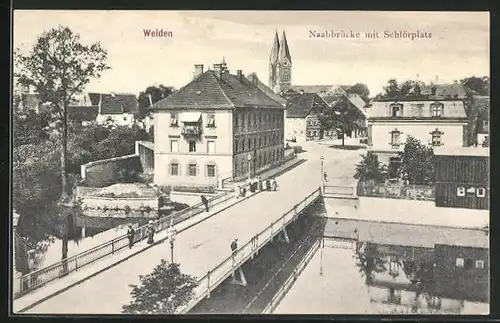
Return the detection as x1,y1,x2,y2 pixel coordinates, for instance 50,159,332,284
14,153,349,314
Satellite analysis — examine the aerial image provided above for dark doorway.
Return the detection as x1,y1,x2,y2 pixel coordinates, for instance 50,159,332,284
388,157,402,179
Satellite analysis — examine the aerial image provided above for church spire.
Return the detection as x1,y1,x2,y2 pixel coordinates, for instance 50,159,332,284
278,31,291,63
269,31,280,65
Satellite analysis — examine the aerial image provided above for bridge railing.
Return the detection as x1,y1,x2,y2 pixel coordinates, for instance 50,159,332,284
177,187,323,314
15,191,234,298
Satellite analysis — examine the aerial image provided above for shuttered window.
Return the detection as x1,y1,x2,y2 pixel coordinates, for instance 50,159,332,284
188,164,197,176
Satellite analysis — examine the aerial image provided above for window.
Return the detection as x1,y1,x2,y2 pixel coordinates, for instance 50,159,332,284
170,163,179,176
431,103,443,117
207,164,216,178
241,139,245,151
207,140,215,154
390,130,401,149
476,260,485,269
123,116,128,121
188,140,196,152
207,113,216,127
258,137,262,148
170,140,178,152
248,138,252,150
170,113,178,126
456,258,464,267
188,164,197,176
464,258,473,270
234,140,239,152
431,129,443,146
253,137,257,149
247,113,251,126
477,188,486,198
390,104,403,117
258,114,261,125
457,187,465,197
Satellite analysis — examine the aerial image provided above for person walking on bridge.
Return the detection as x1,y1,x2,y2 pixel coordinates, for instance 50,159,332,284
201,195,209,212
231,238,238,257
127,224,135,249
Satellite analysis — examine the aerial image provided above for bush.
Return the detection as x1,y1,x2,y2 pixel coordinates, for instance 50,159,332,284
172,185,216,194
359,138,368,144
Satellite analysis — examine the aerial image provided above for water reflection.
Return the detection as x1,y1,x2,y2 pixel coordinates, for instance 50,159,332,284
355,241,489,314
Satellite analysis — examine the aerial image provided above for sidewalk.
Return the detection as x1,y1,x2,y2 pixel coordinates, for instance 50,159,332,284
221,157,305,190
14,188,261,313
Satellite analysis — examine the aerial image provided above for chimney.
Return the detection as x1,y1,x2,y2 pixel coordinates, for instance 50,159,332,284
193,64,204,79
237,70,243,81
213,63,222,75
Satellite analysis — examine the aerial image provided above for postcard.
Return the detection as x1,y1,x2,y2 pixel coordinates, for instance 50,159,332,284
12,10,489,315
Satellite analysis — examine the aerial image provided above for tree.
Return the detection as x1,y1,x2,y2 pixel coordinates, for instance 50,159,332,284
398,136,434,185
378,79,418,99
137,85,176,119
122,260,198,314
318,94,358,147
15,25,110,200
354,151,387,183
461,76,489,96
347,83,370,102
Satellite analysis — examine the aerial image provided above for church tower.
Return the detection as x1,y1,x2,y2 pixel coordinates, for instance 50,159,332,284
269,30,292,94
269,31,280,91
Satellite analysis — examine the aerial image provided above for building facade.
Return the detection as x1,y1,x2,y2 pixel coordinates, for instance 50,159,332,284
434,147,489,210
367,88,469,165
284,92,329,142
152,61,285,190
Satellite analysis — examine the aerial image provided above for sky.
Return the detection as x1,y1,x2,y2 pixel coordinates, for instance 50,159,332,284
13,10,489,97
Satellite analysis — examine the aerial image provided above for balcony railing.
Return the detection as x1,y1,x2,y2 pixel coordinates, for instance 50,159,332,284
357,181,435,201
181,126,202,136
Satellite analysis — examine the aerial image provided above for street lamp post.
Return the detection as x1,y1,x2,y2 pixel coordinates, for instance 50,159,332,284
320,156,325,192
167,225,177,263
247,153,252,181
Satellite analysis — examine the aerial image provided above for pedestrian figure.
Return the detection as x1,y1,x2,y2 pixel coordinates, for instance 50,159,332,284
231,238,238,257
147,220,155,245
271,178,278,191
258,177,264,191
324,172,329,182
201,195,209,212
158,190,169,218
127,224,135,249
241,187,247,197
236,185,241,198
266,178,271,191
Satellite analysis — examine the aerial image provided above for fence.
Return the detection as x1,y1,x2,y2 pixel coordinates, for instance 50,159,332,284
324,185,355,197
357,182,435,201
262,238,321,314
177,187,323,314
14,191,234,299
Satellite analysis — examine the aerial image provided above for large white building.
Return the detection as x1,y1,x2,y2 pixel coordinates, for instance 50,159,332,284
367,83,470,172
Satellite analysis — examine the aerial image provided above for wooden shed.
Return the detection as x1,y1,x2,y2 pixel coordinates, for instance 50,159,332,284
434,147,489,210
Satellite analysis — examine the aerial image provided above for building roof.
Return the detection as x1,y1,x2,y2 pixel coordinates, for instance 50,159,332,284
68,106,100,121
368,100,467,119
434,146,490,157
323,89,367,118
285,92,327,118
420,83,469,99
246,72,287,105
99,93,139,115
152,70,284,110
290,85,340,96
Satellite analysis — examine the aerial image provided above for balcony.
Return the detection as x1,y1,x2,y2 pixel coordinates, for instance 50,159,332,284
181,125,202,137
